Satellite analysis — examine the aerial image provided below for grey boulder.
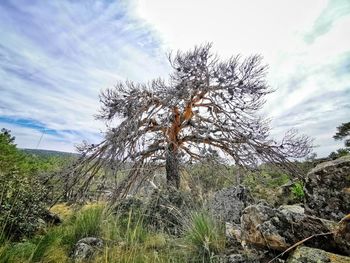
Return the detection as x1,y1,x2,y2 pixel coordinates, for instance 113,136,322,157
210,185,254,224
304,155,350,221
73,237,103,262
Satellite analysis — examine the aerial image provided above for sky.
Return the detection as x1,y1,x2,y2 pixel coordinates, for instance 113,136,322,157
0,0,349,157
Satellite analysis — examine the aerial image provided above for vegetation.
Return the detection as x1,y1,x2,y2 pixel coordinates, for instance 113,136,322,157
0,122,344,262
3,48,350,263
182,211,225,262
0,129,76,241
291,181,305,202
333,121,350,147
0,129,48,240
0,202,227,262
329,121,350,159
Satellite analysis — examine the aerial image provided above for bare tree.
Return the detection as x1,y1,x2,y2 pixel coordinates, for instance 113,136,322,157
73,44,311,199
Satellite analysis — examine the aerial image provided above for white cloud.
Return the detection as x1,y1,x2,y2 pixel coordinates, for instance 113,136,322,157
0,0,349,157
0,0,168,148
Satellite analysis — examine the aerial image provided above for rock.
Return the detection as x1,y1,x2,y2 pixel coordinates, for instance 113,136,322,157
42,210,62,225
144,187,195,235
240,203,345,254
225,222,243,249
36,218,47,234
286,246,350,263
226,253,260,263
279,205,304,215
276,181,296,205
210,185,254,224
334,214,350,255
304,155,350,221
36,210,62,234
224,249,285,263
73,237,103,262
114,196,143,216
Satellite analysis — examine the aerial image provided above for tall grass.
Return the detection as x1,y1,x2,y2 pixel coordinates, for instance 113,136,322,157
182,210,225,262
62,204,104,248
0,203,227,263
0,203,105,263
96,208,188,263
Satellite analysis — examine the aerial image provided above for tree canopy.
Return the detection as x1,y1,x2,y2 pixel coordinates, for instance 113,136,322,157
333,121,350,148
72,44,311,199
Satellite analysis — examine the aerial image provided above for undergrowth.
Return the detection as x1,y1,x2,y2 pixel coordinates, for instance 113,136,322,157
0,203,225,263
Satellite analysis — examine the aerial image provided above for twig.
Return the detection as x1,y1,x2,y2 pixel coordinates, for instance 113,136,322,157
267,231,334,263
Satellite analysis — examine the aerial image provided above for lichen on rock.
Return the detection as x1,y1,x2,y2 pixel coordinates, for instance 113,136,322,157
304,155,350,221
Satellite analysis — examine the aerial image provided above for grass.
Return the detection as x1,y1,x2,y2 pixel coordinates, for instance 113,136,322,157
0,203,105,263
50,203,74,220
182,210,226,262
0,202,227,263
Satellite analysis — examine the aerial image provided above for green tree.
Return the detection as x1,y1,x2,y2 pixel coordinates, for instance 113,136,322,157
333,121,350,148
0,129,47,240
329,122,350,159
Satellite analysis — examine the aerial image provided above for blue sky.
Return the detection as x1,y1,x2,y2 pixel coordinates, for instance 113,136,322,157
0,0,349,157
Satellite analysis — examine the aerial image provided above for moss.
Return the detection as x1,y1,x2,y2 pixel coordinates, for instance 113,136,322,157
50,203,73,220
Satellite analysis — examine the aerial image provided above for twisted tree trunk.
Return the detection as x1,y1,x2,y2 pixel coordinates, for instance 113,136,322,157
166,144,180,188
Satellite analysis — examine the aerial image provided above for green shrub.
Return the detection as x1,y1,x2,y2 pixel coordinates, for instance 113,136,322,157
291,182,305,201
0,129,48,240
185,162,235,196
182,210,225,262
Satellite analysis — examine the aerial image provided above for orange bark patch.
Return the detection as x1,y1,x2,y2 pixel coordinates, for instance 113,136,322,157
167,107,181,149
183,102,193,122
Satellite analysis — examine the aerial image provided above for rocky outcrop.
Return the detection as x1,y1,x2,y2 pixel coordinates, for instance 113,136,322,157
225,253,260,263
210,185,254,224
304,155,350,221
286,246,350,263
220,157,350,262
144,187,195,235
72,237,103,262
239,203,350,255
334,215,350,256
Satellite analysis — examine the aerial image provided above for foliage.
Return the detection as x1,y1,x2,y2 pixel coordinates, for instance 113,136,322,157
185,161,236,197
328,148,350,159
333,121,350,147
0,204,104,263
0,128,77,241
291,181,305,202
242,166,291,204
182,210,225,262
329,121,350,159
50,203,74,220
0,241,36,263
0,129,48,240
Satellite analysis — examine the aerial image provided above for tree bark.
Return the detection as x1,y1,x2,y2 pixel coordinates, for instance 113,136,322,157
165,144,180,188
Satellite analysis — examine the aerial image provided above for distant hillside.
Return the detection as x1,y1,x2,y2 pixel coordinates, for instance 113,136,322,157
21,148,79,158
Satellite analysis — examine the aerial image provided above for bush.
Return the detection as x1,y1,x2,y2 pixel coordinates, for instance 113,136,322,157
328,148,350,159
0,129,48,240
291,181,305,202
